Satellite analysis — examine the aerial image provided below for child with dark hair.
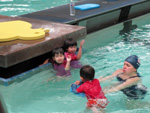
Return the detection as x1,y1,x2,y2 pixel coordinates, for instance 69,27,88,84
71,65,108,112
42,47,71,76
63,38,85,68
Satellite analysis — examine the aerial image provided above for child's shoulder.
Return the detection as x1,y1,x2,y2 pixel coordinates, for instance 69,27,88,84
65,52,77,59
94,78,99,81
65,51,76,54
93,79,100,83
65,52,75,55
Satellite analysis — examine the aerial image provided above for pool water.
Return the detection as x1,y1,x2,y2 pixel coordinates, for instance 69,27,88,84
0,0,78,16
0,13,150,113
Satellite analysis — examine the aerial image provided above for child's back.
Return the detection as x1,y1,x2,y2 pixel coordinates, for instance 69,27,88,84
71,65,108,111
77,79,106,99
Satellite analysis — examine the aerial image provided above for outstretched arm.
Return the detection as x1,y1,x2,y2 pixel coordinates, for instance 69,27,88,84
75,80,84,85
77,40,85,60
99,69,122,82
104,77,140,94
65,55,71,70
39,59,49,66
99,74,115,82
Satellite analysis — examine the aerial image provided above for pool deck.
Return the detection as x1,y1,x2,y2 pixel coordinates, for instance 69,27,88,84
0,15,86,78
21,0,150,32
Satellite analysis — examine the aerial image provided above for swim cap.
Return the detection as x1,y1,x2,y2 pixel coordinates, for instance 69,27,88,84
125,55,140,69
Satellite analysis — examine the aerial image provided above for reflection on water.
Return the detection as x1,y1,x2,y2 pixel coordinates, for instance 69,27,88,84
0,0,71,16
120,20,138,38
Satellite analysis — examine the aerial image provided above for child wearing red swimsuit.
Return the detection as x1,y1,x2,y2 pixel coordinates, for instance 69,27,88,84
71,65,108,112
63,38,85,68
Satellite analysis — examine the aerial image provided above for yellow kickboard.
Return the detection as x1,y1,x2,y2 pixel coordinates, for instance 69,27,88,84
0,20,49,42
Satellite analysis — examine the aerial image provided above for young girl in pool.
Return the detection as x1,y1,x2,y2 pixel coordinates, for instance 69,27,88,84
71,65,108,112
42,47,71,76
63,38,85,68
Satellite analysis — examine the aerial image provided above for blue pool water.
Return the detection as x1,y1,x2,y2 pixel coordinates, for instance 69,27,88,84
0,13,150,113
0,0,150,112
0,0,76,16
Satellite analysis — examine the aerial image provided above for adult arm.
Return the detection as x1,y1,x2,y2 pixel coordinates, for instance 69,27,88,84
104,77,140,94
99,69,122,82
77,40,85,60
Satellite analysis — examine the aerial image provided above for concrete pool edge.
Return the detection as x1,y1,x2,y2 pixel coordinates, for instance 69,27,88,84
0,63,51,86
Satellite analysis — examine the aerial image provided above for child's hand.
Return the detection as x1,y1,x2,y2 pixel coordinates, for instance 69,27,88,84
103,88,108,94
66,55,71,62
75,80,81,85
98,76,103,81
80,40,85,48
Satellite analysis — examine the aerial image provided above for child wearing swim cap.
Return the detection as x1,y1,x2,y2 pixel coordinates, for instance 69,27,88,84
71,65,108,112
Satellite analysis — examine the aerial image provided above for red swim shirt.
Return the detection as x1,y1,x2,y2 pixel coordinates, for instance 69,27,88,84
65,52,77,60
76,79,106,99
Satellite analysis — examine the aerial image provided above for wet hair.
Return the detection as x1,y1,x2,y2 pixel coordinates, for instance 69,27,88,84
80,65,95,81
52,47,64,57
63,38,77,51
125,55,140,69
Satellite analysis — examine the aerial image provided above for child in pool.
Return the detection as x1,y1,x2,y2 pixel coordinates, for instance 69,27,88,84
42,47,71,76
63,38,85,68
71,65,108,112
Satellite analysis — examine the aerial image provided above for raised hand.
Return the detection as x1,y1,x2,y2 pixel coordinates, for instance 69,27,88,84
80,40,85,48
66,55,71,62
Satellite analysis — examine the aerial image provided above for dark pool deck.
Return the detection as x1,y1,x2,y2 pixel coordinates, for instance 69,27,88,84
0,0,150,78
21,0,150,32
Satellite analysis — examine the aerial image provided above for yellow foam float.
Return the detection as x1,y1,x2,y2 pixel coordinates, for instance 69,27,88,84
0,20,49,42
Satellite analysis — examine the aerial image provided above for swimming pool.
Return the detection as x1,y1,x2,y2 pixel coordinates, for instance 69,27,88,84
0,0,78,16
0,13,150,113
